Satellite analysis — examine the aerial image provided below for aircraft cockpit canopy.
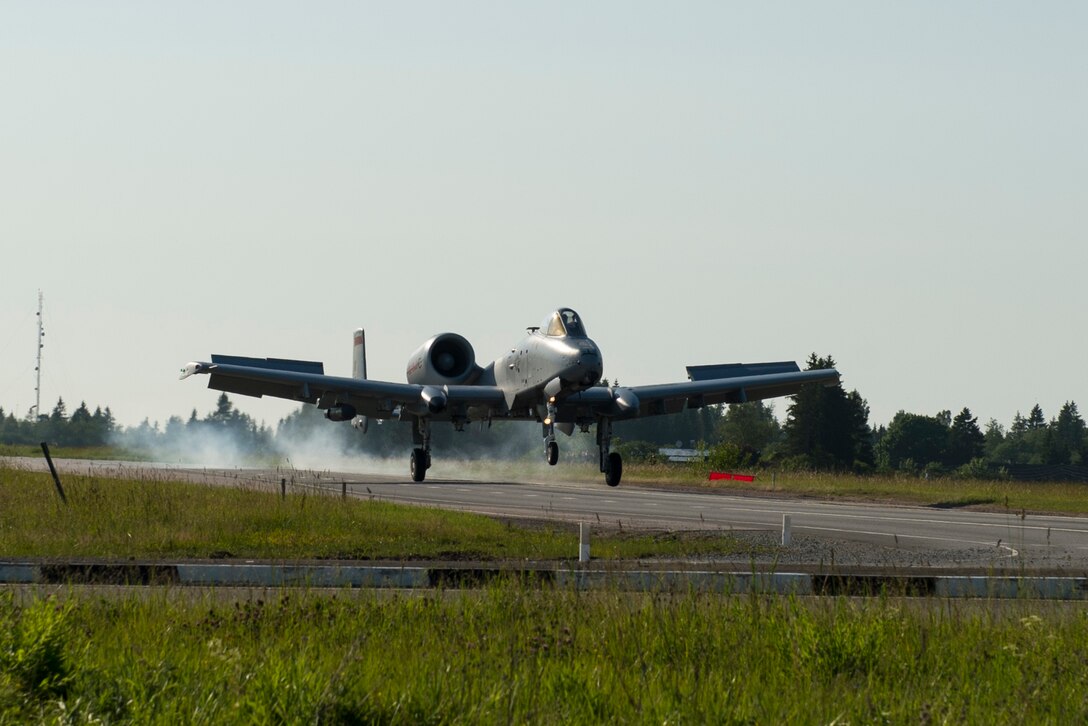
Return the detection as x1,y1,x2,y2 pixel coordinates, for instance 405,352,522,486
543,308,588,338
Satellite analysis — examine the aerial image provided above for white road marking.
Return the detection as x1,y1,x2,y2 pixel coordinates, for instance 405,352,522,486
675,501,1088,535
794,524,1021,557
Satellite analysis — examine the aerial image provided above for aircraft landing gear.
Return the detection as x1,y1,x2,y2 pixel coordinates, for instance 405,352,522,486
410,417,432,482
410,448,429,482
543,397,559,466
604,452,622,487
546,440,559,466
597,417,622,487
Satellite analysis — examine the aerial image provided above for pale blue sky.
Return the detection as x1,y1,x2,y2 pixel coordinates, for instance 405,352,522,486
2,2,1086,431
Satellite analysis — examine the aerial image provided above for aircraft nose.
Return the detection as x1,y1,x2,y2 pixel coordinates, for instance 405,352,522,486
573,344,602,386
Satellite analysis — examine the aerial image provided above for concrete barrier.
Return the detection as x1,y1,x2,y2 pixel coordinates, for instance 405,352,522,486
554,570,812,595
176,564,429,589
0,564,38,584
935,576,1088,600
2,562,1087,599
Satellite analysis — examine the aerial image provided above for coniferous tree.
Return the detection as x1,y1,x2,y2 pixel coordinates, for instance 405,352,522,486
782,354,873,471
164,415,186,442
875,411,948,471
1010,411,1028,437
946,407,985,468
1027,404,1046,430
45,397,68,443
1049,401,1086,465
208,393,236,427
67,401,93,446
983,418,1005,460
715,401,782,455
90,406,115,446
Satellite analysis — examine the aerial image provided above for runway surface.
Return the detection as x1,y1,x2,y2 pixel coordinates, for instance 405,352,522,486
11,456,1088,572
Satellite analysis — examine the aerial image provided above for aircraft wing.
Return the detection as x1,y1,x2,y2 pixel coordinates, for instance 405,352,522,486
179,355,505,418
559,367,841,420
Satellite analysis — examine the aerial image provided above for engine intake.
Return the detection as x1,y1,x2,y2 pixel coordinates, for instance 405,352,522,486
406,333,481,385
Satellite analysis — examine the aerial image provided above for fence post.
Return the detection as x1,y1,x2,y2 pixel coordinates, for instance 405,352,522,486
579,522,591,563
39,444,66,505
40,442,67,505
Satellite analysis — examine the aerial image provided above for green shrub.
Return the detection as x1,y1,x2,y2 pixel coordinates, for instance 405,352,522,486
615,440,661,464
0,596,74,700
956,458,1008,481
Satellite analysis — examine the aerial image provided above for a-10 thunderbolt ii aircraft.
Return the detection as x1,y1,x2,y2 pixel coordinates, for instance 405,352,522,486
180,308,840,486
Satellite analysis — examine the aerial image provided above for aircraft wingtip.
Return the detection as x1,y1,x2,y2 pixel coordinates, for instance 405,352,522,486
179,362,207,380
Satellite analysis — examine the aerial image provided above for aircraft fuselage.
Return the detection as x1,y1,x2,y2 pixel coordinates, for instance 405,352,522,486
492,330,603,410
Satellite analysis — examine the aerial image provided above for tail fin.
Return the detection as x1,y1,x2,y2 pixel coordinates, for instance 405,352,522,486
351,328,369,433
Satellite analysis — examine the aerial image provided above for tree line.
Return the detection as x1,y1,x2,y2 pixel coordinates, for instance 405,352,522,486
3,354,1086,480
692,355,1087,478
0,399,117,447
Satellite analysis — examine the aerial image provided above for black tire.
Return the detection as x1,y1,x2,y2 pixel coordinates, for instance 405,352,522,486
410,448,426,482
605,452,622,487
546,441,559,466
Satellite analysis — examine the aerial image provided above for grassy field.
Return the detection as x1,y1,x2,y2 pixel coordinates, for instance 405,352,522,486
2,586,1087,723
621,464,1088,516
0,444,151,461
0,465,753,562
4,457,1088,722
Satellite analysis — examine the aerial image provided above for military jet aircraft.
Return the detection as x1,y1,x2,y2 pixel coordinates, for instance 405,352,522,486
180,308,840,486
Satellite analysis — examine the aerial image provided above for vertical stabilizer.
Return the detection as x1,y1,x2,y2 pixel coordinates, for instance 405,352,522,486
353,328,367,380
351,328,369,433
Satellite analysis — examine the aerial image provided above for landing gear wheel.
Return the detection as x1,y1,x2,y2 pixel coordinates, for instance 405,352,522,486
604,452,622,487
410,448,427,482
546,441,559,466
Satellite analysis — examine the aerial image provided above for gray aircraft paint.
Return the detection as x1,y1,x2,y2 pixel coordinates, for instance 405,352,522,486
181,308,839,485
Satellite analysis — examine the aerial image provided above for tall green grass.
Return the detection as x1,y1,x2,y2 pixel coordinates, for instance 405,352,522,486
2,587,1086,723
0,444,151,461
0,465,751,561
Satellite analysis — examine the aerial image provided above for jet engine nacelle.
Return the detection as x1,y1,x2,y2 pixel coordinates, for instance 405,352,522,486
405,333,482,386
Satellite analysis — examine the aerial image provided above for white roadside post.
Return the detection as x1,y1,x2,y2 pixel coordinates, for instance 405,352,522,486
579,522,591,563
782,514,792,547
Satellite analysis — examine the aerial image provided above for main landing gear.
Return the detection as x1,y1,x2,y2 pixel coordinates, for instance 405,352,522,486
410,418,432,482
598,417,622,487
541,413,622,487
410,410,623,487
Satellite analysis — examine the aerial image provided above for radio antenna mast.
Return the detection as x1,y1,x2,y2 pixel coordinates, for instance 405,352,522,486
32,290,44,420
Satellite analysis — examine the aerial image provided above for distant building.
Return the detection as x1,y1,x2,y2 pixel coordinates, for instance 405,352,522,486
658,448,707,463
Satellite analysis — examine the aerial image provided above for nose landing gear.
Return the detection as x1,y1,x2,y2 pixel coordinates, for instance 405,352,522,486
543,397,559,466
546,440,559,466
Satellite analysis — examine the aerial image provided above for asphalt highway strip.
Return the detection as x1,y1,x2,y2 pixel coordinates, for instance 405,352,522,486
6,457,1088,573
